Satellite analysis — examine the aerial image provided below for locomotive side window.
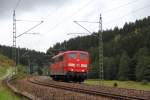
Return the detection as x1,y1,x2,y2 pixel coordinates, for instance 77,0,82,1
68,53,76,59
80,53,87,60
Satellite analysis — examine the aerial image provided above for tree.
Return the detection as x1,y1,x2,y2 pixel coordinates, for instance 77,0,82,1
104,57,117,80
88,61,99,79
118,52,130,80
136,56,150,81
135,48,150,81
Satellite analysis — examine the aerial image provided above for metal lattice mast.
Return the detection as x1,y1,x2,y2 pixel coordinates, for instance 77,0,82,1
99,14,104,85
12,10,17,68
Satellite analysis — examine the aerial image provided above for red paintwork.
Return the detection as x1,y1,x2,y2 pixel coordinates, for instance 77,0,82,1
50,51,89,75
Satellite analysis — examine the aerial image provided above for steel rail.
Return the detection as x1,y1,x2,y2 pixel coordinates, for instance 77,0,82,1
6,77,41,100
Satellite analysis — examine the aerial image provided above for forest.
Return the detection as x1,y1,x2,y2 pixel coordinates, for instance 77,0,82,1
47,16,150,81
0,45,48,74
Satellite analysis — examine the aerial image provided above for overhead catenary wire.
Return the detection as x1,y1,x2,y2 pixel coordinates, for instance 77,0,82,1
13,0,147,35
73,21,99,23
13,0,44,30
12,0,148,37
14,0,21,11
44,0,145,34
12,0,44,37
16,19,43,22
16,21,43,38
102,0,141,14
73,21,92,34
44,0,93,33
104,4,150,24
73,0,144,31
72,0,150,33
12,0,150,49
41,1,66,21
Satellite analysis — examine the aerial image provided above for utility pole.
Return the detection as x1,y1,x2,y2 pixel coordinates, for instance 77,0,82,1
17,46,20,65
12,10,17,74
12,13,43,75
99,14,104,86
12,0,43,76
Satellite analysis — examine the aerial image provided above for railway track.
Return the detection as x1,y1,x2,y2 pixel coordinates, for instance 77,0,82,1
28,76,150,100
7,76,150,100
6,76,40,100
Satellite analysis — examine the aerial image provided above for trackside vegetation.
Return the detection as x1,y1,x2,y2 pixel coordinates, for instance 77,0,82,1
0,54,19,100
85,79,150,91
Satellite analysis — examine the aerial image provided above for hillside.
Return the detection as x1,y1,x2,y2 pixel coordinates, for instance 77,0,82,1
0,45,48,69
0,54,19,100
47,16,150,82
0,54,15,77
0,54,14,68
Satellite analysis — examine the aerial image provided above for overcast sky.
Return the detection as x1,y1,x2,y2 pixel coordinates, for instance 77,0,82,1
0,0,149,52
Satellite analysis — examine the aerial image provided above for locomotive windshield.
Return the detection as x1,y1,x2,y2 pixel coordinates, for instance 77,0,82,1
68,53,76,59
80,53,88,60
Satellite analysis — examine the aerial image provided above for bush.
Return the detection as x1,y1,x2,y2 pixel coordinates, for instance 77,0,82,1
113,82,118,87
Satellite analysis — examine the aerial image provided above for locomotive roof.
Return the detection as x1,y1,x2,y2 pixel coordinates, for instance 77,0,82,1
52,50,88,59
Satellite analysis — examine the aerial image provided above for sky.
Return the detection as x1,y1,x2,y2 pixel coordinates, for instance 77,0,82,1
0,0,149,52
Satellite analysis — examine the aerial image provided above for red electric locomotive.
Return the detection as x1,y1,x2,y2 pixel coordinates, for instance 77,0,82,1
50,51,89,82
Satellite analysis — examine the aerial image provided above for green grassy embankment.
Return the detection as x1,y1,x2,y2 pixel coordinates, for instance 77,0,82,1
85,79,150,91
0,67,7,78
0,54,19,100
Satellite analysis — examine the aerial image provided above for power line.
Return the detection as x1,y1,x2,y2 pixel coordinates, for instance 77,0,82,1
104,4,150,24
42,2,66,21
45,0,143,34
74,21,99,23
70,2,150,32
73,21,92,34
16,19,43,22
70,0,93,17
45,0,93,33
69,0,144,34
14,0,21,10
67,33,89,35
25,1,68,34
102,0,141,14
16,21,43,38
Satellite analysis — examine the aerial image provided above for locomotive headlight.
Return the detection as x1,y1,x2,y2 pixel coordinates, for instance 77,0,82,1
68,63,75,67
81,69,85,72
81,64,87,67
71,68,74,71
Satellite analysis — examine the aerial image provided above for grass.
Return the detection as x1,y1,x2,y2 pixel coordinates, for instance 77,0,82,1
0,67,7,77
0,84,19,100
0,54,20,100
84,79,150,91
0,54,14,67
16,65,28,79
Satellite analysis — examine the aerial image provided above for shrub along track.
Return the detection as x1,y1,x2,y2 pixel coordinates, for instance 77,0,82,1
7,76,150,100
